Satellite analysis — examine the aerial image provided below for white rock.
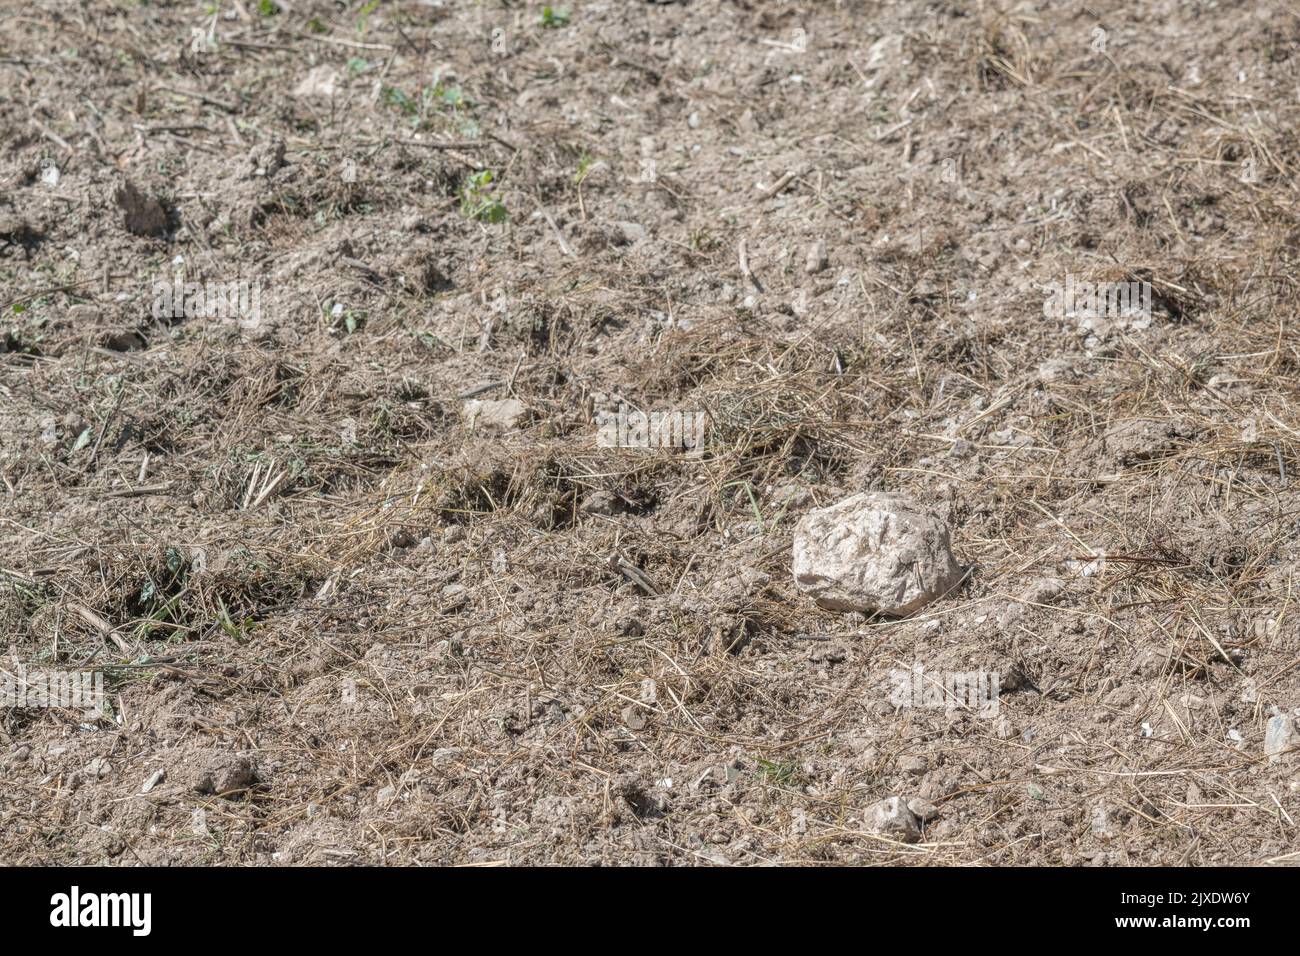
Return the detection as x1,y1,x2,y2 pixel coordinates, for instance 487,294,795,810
462,398,527,431
1091,806,1111,838
294,66,339,98
805,238,828,274
611,220,648,244
1266,714,1296,764
791,492,965,616
864,796,921,843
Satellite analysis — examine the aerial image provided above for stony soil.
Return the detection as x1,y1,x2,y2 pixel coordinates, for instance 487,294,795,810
3,0,1300,865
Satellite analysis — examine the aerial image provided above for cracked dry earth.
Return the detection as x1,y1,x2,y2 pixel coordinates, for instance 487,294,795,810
4,0,1300,865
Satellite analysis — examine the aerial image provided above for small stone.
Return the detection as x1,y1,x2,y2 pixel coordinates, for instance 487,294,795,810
864,796,921,843
898,755,928,776
611,221,648,244
68,304,100,322
622,704,648,731
141,769,166,794
792,492,966,616
462,398,528,431
1266,714,1296,764
804,238,828,274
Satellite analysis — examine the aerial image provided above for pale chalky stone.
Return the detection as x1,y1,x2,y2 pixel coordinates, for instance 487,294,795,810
864,796,921,843
462,398,527,431
792,492,964,616
1266,714,1296,764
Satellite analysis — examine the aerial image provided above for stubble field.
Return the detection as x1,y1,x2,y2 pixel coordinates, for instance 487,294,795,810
3,0,1300,865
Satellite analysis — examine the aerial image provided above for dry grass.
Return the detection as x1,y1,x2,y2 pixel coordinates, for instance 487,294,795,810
2,0,1300,865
